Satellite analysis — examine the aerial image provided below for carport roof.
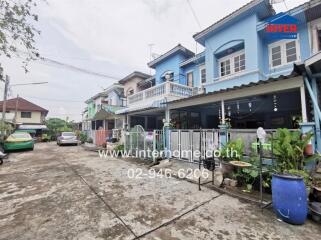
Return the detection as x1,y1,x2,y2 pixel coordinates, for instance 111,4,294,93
166,70,301,106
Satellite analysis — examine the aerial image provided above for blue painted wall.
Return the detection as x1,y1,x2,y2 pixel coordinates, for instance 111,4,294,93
151,3,313,93
154,53,187,85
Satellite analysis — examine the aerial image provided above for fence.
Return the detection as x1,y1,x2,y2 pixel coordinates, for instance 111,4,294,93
85,129,122,146
124,125,163,161
169,129,220,162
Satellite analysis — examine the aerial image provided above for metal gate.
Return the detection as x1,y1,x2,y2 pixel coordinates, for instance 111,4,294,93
124,125,164,161
169,129,220,162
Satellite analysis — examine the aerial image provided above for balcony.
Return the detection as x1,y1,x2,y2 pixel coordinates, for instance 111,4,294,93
127,81,196,106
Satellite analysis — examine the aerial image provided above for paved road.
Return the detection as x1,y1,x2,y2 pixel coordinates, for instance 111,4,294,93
0,142,320,240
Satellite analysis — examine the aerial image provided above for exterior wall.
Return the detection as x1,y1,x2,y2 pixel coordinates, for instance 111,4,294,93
87,102,96,119
204,14,261,92
123,77,145,97
154,53,187,85
181,63,205,88
198,11,313,93
107,91,122,106
15,111,43,124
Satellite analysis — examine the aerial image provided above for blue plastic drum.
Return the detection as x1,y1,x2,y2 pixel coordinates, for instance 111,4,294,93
272,174,308,225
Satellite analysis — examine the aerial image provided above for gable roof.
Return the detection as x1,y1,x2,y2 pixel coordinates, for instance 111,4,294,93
0,97,48,114
193,0,274,44
118,71,151,84
147,44,195,69
85,83,124,103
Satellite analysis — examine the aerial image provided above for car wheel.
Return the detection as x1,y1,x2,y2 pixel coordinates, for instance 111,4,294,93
0,159,3,165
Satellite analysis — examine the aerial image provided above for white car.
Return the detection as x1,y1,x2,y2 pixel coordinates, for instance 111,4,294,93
57,132,79,146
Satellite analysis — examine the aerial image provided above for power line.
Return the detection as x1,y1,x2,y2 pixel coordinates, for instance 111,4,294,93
186,0,202,29
16,49,123,80
40,57,122,80
23,95,84,103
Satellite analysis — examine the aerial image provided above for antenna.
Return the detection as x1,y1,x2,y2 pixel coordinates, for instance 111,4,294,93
148,43,155,75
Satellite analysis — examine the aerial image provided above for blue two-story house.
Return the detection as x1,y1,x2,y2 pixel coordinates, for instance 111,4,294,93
161,0,321,152
115,0,321,151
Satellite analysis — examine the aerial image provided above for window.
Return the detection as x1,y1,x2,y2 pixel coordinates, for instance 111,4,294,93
127,88,134,96
218,50,245,78
186,71,193,87
286,41,297,63
220,59,231,77
269,40,300,68
271,45,282,67
21,112,31,118
200,66,206,84
234,53,245,72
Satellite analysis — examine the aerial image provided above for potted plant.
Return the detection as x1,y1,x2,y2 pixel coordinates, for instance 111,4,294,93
271,128,317,225
219,138,244,175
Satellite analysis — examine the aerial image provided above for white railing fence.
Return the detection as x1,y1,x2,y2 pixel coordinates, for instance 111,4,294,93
127,81,195,105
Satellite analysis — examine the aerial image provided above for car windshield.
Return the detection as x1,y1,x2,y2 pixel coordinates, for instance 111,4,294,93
11,133,31,139
62,132,75,137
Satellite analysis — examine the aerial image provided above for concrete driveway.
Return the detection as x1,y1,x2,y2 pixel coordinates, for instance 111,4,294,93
0,142,320,240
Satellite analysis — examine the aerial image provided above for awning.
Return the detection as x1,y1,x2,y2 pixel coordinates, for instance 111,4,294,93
116,99,166,115
17,124,48,130
93,109,116,120
15,129,37,134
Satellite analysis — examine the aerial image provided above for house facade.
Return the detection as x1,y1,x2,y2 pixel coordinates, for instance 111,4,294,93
164,0,321,152
116,45,200,130
0,97,48,125
0,97,49,136
83,0,321,152
82,83,125,142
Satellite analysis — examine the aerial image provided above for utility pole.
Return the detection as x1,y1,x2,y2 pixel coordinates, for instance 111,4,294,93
14,94,19,126
1,75,9,123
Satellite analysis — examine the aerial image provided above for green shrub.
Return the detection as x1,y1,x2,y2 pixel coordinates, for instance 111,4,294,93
220,138,244,162
79,132,87,143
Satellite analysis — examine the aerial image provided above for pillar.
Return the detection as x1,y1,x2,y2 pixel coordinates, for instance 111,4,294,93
221,100,225,124
218,124,228,148
312,78,321,152
164,107,171,159
300,84,308,123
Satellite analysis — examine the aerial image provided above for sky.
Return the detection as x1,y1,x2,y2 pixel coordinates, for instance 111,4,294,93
1,0,309,122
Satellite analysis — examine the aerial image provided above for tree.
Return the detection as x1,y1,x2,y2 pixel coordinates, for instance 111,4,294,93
46,118,73,139
0,0,41,73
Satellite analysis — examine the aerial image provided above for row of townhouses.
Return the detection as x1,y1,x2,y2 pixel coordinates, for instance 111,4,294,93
82,0,321,153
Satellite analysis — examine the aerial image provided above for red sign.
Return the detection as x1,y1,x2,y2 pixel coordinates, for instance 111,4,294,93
265,24,297,33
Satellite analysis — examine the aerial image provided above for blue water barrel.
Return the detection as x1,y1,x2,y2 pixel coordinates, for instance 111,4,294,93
272,174,308,225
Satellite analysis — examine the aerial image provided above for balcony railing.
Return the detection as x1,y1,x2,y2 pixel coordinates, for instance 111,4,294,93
127,81,195,105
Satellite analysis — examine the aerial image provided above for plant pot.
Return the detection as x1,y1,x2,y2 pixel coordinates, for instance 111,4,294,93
312,187,321,202
220,161,234,175
304,144,313,156
272,173,308,225
230,179,238,187
246,184,253,192
223,178,231,186
203,158,215,171
309,202,321,223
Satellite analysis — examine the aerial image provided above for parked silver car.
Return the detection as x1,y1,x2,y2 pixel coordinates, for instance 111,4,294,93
57,132,79,146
